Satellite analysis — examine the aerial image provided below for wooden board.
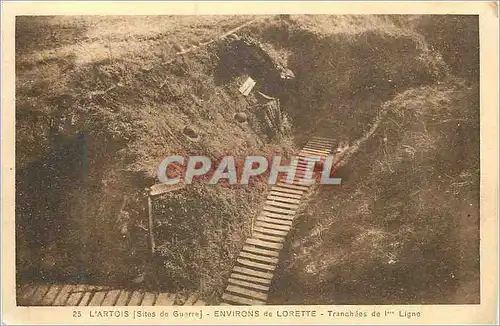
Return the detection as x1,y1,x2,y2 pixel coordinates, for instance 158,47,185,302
261,211,295,220
101,290,121,306
233,266,274,279
88,287,108,306
78,285,95,306
18,285,38,305
226,285,267,301
239,250,279,264
269,190,302,199
142,293,156,306
254,221,291,231
29,284,50,306
229,278,269,292
271,186,304,195
246,237,283,250
252,232,285,243
184,294,199,306
242,244,280,257
128,291,144,306
263,205,296,215
276,182,309,191
265,200,299,210
222,293,265,306
252,226,288,237
115,291,131,306
230,272,272,285
149,183,185,196
267,195,301,204
66,285,87,306
237,258,276,271
41,285,63,305
155,293,176,306
256,215,293,226
52,285,73,306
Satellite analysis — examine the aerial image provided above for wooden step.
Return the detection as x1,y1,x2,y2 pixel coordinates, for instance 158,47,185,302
194,299,206,306
142,293,156,306
230,272,272,285
228,278,269,291
267,195,301,204
263,205,296,215
303,145,331,152
66,285,88,306
254,221,291,231
271,185,304,195
269,190,302,199
52,285,73,306
265,200,299,210
88,287,108,306
222,293,265,306
41,284,63,306
252,232,285,243
155,293,176,305
233,266,274,279
276,182,309,191
256,215,293,226
301,147,330,154
253,226,288,237
242,244,280,257
18,285,38,305
78,285,96,306
184,294,198,306
101,290,121,306
239,250,279,264
29,284,50,305
262,211,295,221
246,237,283,250
127,291,144,306
226,285,267,301
115,291,131,306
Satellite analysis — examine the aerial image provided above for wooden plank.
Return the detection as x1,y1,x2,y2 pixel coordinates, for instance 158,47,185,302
155,293,176,306
101,289,121,306
252,232,285,243
114,291,131,306
194,299,206,306
252,226,288,237
229,278,269,291
220,302,233,305
239,77,256,96
254,221,291,231
149,183,185,196
233,266,273,279
41,284,63,306
127,291,144,306
263,205,295,215
271,186,304,195
242,244,280,257
267,195,301,204
256,215,293,226
310,136,334,143
52,285,73,306
226,285,267,301
66,285,87,306
303,145,331,152
302,149,330,156
230,272,271,285
269,191,302,199
222,293,265,306
246,237,283,250
18,284,38,305
278,178,313,187
265,200,299,210
262,211,295,220
276,182,309,191
88,287,108,306
78,285,95,306
29,284,51,306
237,258,276,271
239,250,279,264
183,294,198,306
141,293,156,306
305,144,331,150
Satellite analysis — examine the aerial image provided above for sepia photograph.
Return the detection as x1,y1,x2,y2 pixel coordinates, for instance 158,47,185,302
12,13,483,308
1,3,497,324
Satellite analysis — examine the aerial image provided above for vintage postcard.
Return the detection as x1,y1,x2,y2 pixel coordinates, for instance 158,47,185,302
1,1,498,325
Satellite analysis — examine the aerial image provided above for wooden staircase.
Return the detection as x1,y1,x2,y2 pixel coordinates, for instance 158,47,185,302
220,137,335,305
